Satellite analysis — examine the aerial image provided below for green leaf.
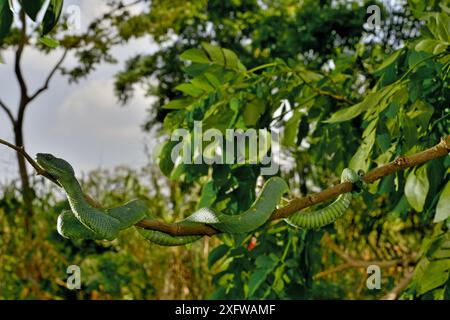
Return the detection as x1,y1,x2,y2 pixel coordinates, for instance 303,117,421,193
243,97,265,126
197,181,217,209
417,260,450,295
175,83,204,97
248,254,279,297
402,114,418,151
170,163,186,180
391,195,411,218
248,268,272,297
374,49,402,73
407,100,434,130
440,3,450,14
415,39,448,54
201,42,225,65
408,0,428,15
183,63,210,76
208,244,230,269
180,48,210,64
435,12,450,42
349,124,376,171
407,50,430,67
0,1,13,40
255,254,279,268
21,0,46,21
222,48,246,71
295,65,323,82
434,180,450,223
38,35,59,48
405,165,430,212
191,75,215,93
162,98,194,110
41,0,63,35
283,112,301,147
181,44,246,72
159,141,177,176
376,133,391,153
379,174,395,194
204,72,222,88
323,101,366,123
323,85,395,123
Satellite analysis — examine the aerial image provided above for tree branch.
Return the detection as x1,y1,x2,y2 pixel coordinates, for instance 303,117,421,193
0,138,61,187
29,50,68,102
15,11,29,102
271,135,450,221
380,270,414,300
0,99,15,125
320,234,409,268
0,136,449,237
313,234,414,280
295,72,355,104
314,234,415,300
313,263,353,279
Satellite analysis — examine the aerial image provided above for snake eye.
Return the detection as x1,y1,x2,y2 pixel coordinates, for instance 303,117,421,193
357,169,365,177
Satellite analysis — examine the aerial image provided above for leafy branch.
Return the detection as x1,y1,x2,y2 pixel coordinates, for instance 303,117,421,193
1,136,449,237
294,71,355,104
313,234,415,280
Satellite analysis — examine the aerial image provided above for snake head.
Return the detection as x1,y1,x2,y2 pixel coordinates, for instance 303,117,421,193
36,153,75,181
342,168,366,195
341,168,360,183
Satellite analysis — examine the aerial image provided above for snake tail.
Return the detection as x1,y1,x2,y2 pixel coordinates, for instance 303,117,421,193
285,168,361,229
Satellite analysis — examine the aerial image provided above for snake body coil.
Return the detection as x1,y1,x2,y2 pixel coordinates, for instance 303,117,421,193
36,154,363,245
36,153,289,246
285,168,363,229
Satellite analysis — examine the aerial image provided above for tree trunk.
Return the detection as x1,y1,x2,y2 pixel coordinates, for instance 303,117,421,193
14,122,34,231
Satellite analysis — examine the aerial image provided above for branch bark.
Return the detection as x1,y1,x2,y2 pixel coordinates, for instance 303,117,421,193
15,11,29,103
270,135,450,221
13,10,36,230
0,136,449,237
314,234,415,298
380,270,414,300
0,138,61,187
29,49,68,102
295,72,355,104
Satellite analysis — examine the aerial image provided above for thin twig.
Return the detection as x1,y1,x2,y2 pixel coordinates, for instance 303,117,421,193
314,234,415,298
0,138,61,187
0,99,15,125
29,49,68,102
295,72,354,104
15,10,29,101
380,270,414,300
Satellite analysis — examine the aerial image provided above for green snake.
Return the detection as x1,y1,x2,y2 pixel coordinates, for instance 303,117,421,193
36,153,364,245
285,168,365,229
36,153,289,246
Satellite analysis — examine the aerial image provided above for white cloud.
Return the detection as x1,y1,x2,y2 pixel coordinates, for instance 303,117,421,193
45,78,153,170
0,0,160,181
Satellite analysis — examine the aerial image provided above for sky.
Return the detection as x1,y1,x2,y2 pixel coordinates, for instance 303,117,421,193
0,0,159,183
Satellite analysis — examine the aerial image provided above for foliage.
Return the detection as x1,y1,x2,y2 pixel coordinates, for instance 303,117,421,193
114,0,423,127
0,0,62,40
155,4,450,299
404,231,450,299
